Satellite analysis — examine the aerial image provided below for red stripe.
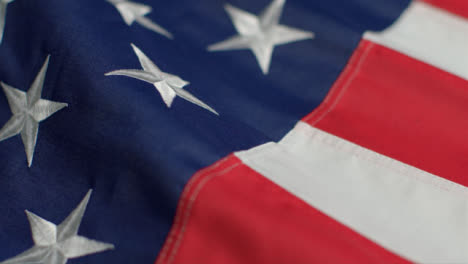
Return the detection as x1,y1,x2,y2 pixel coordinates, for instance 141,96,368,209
156,37,468,264
305,40,468,187
155,155,410,264
422,0,468,19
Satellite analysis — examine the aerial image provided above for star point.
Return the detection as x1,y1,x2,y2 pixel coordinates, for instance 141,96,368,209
0,0,14,44
106,44,219,116
107,0,173,39
0,56,68,167
0,190,114,264
208,0,314,74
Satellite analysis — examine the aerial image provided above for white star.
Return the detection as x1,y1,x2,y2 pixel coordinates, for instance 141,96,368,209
208,0,314,74
0,0,14,44
0,55,68,167
106,44,219,115
107,0,173,39
0,190,114,264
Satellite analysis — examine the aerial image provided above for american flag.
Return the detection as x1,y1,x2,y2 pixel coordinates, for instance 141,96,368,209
1,0,467,263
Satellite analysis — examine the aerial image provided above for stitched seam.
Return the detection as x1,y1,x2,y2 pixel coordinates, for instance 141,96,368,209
156,156,233,264
162,160,243,264
295,127,468,197
317,134,468,196
166,162,242,264
306,42,374,125
298,39,468,194
156,42,381,263
157,157,231,263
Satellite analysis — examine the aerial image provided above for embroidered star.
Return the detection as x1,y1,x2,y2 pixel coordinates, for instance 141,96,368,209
0,190,114,264
106,44,219,115
0,56,68,167
208,0,314,74
0,0,14,44
107,0,173,39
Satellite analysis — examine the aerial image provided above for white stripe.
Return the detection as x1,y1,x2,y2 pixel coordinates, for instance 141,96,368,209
236,122,468,263
364,1,468,81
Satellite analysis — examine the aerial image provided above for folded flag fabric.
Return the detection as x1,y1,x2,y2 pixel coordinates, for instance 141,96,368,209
1,0,467,263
